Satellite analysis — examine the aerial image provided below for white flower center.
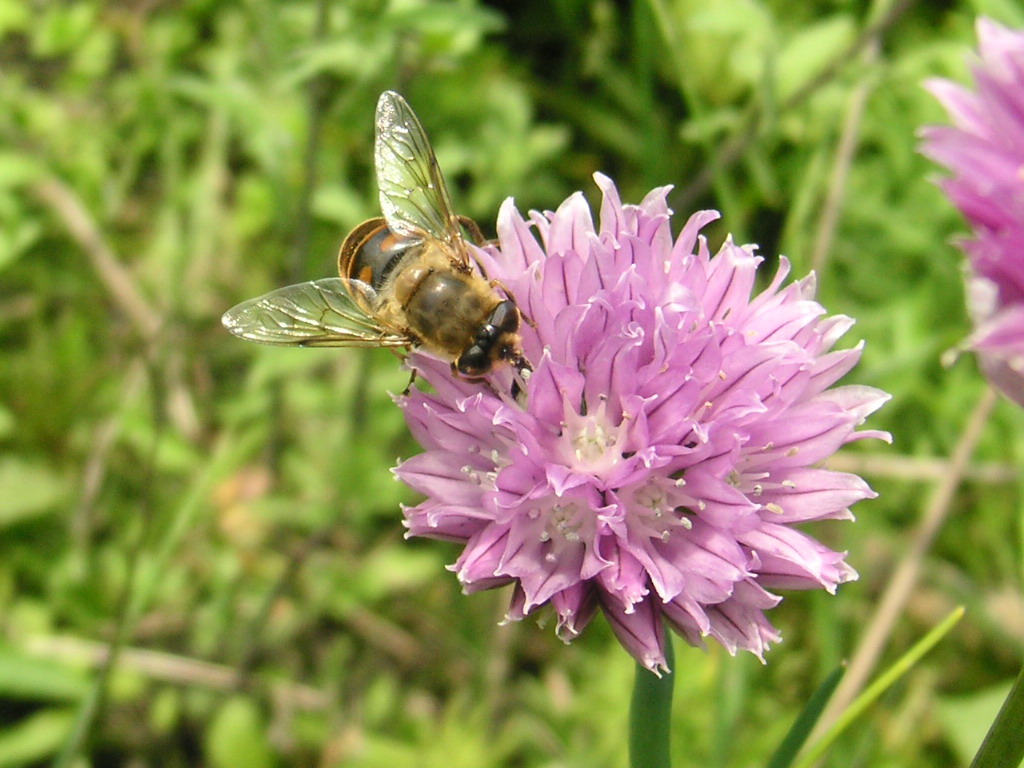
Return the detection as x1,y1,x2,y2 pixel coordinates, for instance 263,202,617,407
531,501,589,561
541,501,584,543
560,398,629,477
631,479,693,542
571,419,616,464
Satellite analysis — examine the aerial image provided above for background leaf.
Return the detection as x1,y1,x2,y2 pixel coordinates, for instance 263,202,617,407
0,459,69,527
205,697,275,768
939,681,1015,765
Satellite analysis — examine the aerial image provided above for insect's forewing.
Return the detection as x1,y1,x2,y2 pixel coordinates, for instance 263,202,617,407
222,278,410,348
374,90,468,266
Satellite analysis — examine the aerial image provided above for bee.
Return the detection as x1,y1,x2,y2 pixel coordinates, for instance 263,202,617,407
222,90,529,381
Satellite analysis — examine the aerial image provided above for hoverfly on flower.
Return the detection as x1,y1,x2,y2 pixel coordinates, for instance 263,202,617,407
223,91,529,380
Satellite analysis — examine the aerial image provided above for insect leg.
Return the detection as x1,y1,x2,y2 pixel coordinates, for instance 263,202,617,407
402,367,419,396
457,215,488,245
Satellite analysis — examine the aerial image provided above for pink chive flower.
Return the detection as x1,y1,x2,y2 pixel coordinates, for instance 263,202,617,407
921,18,1024,406
394,174,889,672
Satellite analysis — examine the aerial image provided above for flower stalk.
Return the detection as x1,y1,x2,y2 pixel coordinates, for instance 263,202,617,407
629,628,675,768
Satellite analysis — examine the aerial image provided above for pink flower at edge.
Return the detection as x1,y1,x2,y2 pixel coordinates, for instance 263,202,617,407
920,17,1024,406
394,174,890,673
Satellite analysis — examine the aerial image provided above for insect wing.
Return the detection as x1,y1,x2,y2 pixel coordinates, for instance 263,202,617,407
374,91,468,264
222,278,409,348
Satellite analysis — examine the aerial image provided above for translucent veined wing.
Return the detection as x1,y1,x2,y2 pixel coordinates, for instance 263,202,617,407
221,278,410,348
374,90,469,266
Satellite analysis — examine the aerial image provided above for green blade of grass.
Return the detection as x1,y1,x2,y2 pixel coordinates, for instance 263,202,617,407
766,665,847,768
793,606,965,768
970,664,1024,768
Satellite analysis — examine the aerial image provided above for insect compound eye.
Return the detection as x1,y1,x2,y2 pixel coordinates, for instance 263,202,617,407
489,300,519,333
456,345,491,377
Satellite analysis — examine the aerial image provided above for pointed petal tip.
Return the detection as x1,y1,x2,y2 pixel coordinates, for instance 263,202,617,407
641,653,671,677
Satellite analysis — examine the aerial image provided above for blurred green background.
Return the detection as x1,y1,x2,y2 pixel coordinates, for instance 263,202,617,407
2,0,1024,766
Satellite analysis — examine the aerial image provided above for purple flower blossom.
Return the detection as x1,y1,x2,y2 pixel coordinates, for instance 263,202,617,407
394,175,888,672
921,18,1024,406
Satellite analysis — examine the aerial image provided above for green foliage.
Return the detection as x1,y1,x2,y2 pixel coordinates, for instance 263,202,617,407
0,710,75,768
766,665,845,768
205,697,275,768
966,666,1024,768
0,457,69,527
939,680,1014,764
1,0,1023,766
0,647,89,703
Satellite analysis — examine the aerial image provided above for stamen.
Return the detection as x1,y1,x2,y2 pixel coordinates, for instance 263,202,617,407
560,397,629,475
536,502,586,546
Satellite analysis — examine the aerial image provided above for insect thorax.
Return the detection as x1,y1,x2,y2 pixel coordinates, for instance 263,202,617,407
396,260,497,357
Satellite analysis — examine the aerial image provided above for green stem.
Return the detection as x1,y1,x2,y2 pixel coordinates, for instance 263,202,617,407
629,631,675,768
766,665,846,768
793,606,965,768
970,664,1024,768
